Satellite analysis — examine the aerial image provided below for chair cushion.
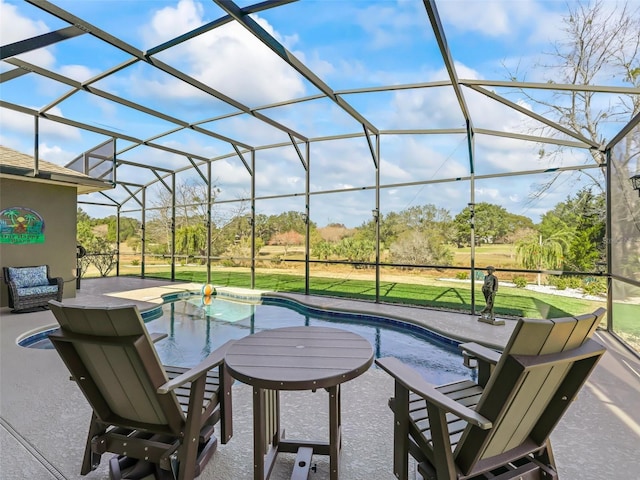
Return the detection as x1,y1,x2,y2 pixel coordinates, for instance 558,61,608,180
17,285,59,297
8,266,49,288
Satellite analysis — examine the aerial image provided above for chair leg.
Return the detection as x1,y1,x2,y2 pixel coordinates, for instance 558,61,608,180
424,403,456,480
177,375,207,480
535,440,557,469
109,455,176,480
219,364,233,444
392,382,410,480
531,441,559,480
82,413,106,474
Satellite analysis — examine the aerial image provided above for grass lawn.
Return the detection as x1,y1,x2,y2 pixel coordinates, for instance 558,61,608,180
140,267,606,320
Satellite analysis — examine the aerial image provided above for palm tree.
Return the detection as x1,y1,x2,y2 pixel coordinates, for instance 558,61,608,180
3,209,19,226
516,231,572,286
24,213,38,226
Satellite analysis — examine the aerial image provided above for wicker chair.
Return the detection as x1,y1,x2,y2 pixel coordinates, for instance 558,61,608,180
3,265,63,312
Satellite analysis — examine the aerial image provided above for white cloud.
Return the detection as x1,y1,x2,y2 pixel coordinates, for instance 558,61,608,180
142,0,205,47
135,0,306,107
0,1,55,68
59,64,100,83
0,1,48,42
437,0,514,37
0,106,81,141
354,2,427,49
38,143,74,164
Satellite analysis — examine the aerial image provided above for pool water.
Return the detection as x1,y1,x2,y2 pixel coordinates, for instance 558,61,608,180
150,296,474,385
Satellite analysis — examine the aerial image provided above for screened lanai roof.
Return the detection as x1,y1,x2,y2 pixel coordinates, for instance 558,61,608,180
1,0,639,224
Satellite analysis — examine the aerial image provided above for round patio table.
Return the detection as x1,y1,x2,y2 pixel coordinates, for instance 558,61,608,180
224,325,374,480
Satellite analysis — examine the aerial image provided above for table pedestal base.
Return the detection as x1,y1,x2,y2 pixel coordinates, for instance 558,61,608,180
254,385,342,480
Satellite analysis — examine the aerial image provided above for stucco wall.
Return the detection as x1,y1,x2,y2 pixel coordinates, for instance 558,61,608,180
1,177,77,307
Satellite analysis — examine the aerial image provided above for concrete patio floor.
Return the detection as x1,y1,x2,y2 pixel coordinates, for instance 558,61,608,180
1,277,638,479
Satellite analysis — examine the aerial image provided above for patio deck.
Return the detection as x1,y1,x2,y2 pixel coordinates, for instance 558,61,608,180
1,277,638,479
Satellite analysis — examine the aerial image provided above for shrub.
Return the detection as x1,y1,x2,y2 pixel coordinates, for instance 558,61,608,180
555,277,568,290
512,276,527,288
455,271,469,280
567,276,582,289
131,259,140,266
582,278,606,296
92,252,117,277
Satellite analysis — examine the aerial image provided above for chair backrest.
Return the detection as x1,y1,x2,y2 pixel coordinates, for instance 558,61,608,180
48,301,185,435
454,308,606,475
3,265,50,286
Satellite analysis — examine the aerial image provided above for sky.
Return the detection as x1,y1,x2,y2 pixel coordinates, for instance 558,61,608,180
1,0,638,227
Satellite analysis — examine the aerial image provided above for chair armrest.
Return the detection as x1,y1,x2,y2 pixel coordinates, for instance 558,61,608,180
376,357,491,429
149,332,169,343
158,340,234,394
459,342,501,366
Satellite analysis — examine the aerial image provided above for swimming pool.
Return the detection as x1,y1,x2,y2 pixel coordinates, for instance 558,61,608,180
153,296,473,384
20,295,475,384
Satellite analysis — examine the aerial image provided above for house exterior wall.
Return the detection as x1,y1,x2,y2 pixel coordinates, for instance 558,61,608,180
0,177,77,307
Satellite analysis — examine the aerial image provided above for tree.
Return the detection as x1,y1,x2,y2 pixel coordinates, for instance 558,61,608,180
175,224,207,263
334,237,375,266
516,232,571,285
538,188,605,271
145,178,243,258
77,210,96,247
269,230,304,257
311,240,334,260
104,216,140,243
356,204,455,248
453,203,513,246
77,208,91,223
81,235,117,277
514,0,640,197
390,230,454,267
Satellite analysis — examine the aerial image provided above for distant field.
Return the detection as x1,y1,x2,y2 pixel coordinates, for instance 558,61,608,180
453,244,519,268
116,242,566,285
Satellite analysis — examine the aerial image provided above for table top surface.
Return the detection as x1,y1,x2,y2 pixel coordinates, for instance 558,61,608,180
224,326,374,390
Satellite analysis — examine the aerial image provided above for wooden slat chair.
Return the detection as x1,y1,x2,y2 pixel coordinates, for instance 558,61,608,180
376,308,606,480
48,301,233,480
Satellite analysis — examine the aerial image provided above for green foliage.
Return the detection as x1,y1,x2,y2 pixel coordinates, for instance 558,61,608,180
362,205,456,248
104,216,140,242
540,188,605,272
516,233,568,270
92,251,117,277
455,271,469,280
175,224,207,260
80,236,117,277
312,240,334,260
453,202,528,247
77,209,96,247
77,208,91,224
77,255,92,278
513,276,527,288
566,276,582,289
390,230,453,266
75,185,606,279
554,277,568,290
334,237,375,265
126,236,141,253
582,278,606,296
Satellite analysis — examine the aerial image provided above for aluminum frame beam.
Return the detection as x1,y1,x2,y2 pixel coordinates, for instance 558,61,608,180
213,0,380,135
0,25,85,60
